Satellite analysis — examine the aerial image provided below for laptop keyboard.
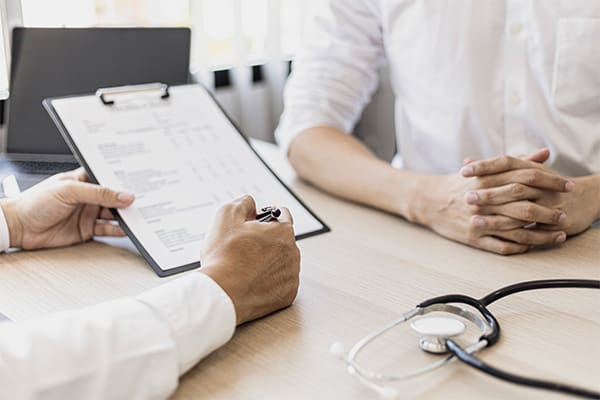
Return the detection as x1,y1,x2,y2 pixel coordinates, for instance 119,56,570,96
0,160,81,196
0,160,80,176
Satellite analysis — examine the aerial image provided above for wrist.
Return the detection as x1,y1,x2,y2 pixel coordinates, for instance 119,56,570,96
0,198,23,249
199,266,243,325
386,169,429,224
394,173,441,227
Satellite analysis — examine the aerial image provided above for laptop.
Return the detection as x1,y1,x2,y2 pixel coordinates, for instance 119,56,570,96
0,27,191,195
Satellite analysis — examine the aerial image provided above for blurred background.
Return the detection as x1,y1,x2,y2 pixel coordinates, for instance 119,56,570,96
5,0,394,159
17,0,319,142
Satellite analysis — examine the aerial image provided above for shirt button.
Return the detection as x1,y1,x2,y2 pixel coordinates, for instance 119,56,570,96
510,22,523,35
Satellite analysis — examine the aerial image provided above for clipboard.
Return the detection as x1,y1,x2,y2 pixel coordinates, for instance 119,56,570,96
43,83,329,277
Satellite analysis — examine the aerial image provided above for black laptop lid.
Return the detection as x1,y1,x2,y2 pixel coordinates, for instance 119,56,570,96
7,27,191,155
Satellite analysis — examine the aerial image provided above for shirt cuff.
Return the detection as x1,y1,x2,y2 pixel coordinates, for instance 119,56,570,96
136,273,236,375
0,203,11,252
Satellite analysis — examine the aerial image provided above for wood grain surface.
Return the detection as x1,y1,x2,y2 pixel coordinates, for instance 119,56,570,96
0,141,598,400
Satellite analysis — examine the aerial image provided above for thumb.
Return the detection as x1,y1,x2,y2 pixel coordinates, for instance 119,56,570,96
61,181,135,208
524,148,550,164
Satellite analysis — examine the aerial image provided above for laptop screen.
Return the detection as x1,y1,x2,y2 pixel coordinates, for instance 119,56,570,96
7,27,190,155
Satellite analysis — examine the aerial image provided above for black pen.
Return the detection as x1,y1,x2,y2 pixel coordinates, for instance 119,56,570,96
256,206,275,220
256,207,281,222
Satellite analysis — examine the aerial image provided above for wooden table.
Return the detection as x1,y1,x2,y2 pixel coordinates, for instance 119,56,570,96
0,141,598,400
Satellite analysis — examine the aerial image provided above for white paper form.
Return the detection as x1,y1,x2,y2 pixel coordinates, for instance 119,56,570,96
48,85,327,274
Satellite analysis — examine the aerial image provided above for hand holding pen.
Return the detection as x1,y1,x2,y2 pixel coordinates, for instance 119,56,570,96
256,206,282,223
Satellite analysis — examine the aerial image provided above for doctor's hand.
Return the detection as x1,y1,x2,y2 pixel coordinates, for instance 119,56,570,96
462,150,600,236
415,149,573,255
200,195,300,325
0,168,134,250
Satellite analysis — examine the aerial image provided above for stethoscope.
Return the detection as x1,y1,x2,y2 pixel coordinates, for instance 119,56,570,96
331,279,600,399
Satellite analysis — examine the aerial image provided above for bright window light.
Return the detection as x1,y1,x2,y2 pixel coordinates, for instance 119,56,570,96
19,0,314,68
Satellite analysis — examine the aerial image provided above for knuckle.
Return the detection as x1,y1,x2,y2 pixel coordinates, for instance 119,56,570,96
553,211,562,224
486,218,500,230
240,194,255,206
498,243,513,256
215,204,234,220
511,183,526,197
521,171,536,185
470,205,483,214
512,230,528,243
478,190,491,202
522,203,536,219
219,203,235,213
472,178,486,190
466,229,479,243
98,186,115,200
230,195,254,210
497,155,511,168
466,220,484,240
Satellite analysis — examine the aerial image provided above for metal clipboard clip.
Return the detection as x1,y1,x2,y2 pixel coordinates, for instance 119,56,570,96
96,82,170,106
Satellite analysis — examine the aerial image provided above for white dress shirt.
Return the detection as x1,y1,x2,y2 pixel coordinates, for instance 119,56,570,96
0,208,236,400
276,0,600,177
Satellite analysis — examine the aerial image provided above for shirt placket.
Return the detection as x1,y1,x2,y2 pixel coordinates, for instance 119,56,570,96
503,0,529,156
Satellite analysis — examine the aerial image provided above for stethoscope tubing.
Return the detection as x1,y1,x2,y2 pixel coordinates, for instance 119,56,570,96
341,279,600,399
446,339,600,399
427,279,600,399
478,279,600,305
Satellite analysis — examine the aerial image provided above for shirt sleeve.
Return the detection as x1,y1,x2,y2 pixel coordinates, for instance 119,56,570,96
0,273,236,400
275,0,386,155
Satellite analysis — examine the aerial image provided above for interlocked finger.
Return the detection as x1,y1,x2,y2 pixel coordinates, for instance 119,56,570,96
465,183,545,206
476,236,529,255
470,215,527,231
492,229,567,246
484,201,565,225
475,169,573,192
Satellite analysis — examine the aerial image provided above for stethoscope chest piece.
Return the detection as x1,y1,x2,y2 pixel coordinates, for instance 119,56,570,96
410,316,466,354
336,280,600,399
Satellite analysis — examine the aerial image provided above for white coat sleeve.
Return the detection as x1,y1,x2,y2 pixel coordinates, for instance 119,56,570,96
0,273,236,400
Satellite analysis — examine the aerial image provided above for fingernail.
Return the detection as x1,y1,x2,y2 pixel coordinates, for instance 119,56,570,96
461,165,475,177
558,213,567,225
472,216,486,228
117,192,135,203
465,192,479,204
555,233,567,244
565,181,575,192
